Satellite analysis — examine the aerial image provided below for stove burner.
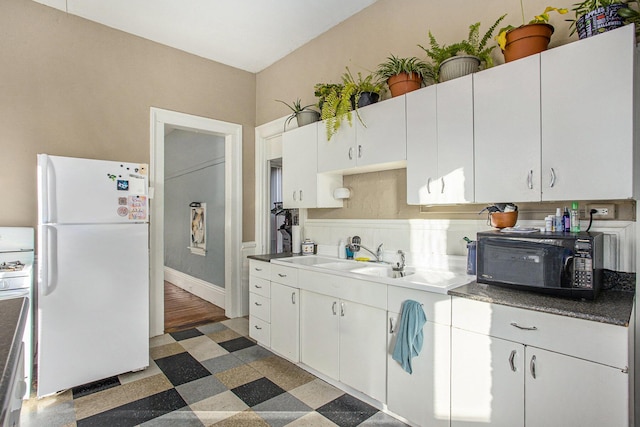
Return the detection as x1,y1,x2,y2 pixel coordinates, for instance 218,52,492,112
0,261,25,272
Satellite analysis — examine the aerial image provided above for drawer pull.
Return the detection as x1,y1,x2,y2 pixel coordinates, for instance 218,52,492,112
254,285,262,289
530,355,537,379
254,267,262,271
509,350,517,372
278,273,287,278
254,302,262,306
510,322,537,331
254,325,262,330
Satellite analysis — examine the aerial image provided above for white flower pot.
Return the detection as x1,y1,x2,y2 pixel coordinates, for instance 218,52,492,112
438,55,481,82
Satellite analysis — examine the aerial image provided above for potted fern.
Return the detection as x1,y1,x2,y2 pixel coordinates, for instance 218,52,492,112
275,98,320,131
496,3,568,62
375,55,435,98
342,67,384,109
420,15,506,82
568,0,628,39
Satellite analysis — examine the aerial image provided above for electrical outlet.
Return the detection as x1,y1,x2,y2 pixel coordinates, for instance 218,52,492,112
586,203,615,219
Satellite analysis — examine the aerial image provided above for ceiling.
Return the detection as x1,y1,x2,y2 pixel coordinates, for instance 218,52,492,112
33,0,379,73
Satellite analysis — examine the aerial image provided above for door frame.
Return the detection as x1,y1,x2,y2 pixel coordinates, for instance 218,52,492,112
149,107,243,337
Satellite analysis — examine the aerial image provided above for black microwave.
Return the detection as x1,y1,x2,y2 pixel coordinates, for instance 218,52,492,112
476,230,603,300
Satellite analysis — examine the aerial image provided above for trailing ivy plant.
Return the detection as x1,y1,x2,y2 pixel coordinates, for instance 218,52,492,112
314,83,355,141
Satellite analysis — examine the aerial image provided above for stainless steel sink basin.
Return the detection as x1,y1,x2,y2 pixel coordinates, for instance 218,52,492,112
349,265,415,279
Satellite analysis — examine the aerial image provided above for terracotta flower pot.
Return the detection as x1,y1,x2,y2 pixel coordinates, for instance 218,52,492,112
502,23,554,63
387,73,423,97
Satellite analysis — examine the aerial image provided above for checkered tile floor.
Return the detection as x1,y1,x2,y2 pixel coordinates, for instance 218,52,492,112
21,318,408,426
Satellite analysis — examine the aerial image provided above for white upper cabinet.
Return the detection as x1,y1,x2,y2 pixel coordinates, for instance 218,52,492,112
407,75,474,205
317,96,406,174
282,122,343,209
474,54,542,203
540,24,636,201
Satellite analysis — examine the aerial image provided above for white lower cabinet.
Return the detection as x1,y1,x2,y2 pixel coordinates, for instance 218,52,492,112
248,260,271,347
269,282,299,362
451,297,630,427
300,289,387,402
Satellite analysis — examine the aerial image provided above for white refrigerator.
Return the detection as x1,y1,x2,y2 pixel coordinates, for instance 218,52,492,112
37,154,150,397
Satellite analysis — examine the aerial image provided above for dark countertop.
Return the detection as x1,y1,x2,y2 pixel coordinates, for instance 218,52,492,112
0,297,28,425
449,282,634,327
247,253,303,262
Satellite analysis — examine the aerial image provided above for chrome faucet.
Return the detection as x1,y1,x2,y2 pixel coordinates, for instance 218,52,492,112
349,236,385,263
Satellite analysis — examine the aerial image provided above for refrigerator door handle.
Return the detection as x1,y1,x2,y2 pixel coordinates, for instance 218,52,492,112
40,225,58,296
38,154,50,224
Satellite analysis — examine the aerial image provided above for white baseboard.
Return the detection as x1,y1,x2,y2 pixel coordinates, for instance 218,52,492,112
164,267,225,308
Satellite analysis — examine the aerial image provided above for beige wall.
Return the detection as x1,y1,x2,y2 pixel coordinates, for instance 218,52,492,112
1,0,256,240
256,0,577,221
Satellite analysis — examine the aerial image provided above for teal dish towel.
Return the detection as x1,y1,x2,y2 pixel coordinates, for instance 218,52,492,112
392,300,427,374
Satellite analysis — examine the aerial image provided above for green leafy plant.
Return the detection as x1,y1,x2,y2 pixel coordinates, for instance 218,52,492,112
375,55,435,84
496,2,569,50
275,98,318,130
419,15,506,80
314,83,355,141
618,0,640,39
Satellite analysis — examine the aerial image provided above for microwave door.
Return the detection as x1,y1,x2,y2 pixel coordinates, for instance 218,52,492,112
479,239,567,289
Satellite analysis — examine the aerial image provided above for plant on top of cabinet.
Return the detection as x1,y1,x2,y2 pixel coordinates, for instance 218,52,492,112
419,15,506,82
276,98,320,131
568,0,630,39
315,68,384,141
496,2,568,62
375,55,435,98
618,0,640,38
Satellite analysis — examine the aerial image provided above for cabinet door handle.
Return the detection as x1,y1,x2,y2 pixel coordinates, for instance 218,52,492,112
278,273,287,277
389,317,396,333
254,325,262,330
510,322,537,331
348,147,353,160
358,145,362,158
332,301,337,315
291,292,296,304
530,355,537,379
549,168,556,188
441,177,445,194
293,191,297,201
254,284,262,289
527,170,533,189
427,178,432,194
254,302,262,306
299,190,303,201
509,350,517,372
340,302,345,317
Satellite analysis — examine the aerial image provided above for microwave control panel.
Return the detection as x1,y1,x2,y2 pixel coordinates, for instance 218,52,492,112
573,239,594,288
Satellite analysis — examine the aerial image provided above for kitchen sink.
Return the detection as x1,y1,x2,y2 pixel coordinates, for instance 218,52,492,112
349,265,415,279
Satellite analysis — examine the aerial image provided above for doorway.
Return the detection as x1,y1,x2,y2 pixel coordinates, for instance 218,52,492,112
149,108,243,338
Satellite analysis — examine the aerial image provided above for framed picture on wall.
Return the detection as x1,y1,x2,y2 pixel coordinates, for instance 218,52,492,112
189,202,206,256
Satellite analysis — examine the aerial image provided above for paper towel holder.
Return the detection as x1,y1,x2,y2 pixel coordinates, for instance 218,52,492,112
333,187,351,200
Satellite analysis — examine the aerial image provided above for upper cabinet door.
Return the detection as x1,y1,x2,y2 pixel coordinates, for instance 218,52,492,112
541,25,635,201
356,95,407,169
436,74,475,204
317,120,356,173
282,123,318,208
406,85,438,205
474,54,542,203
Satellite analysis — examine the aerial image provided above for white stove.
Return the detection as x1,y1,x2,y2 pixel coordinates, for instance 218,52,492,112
0,227,34,399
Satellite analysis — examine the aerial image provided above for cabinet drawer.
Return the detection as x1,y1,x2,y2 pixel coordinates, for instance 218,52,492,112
451,296,629,368
250,293,271,322
249,277,270,298
270,264,298,286
298,269,387,310
249,260,271,280
250,317,270,347
388,286,451,326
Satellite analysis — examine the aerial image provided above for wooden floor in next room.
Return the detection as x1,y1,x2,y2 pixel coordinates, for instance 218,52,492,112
164,281,227,333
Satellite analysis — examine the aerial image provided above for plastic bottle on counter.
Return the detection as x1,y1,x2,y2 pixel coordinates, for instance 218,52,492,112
570,202,580,233
563,207,570,232
545,215,553,232
555,208,563,232
338,240,346,259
